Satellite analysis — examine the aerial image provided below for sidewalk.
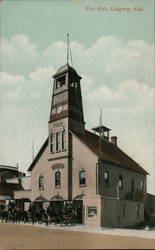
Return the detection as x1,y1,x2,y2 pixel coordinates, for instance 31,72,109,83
15,221,155,239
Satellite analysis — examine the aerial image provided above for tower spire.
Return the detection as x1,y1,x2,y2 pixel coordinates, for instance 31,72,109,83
66,33,73,67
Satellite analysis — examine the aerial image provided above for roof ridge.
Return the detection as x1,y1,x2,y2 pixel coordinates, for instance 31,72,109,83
73,129,148,175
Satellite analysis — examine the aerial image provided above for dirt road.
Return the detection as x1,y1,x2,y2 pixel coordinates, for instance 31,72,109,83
0,222,155,249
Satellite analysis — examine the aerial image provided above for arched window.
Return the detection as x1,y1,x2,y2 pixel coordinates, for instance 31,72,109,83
56,132,61,152
141,180,144,192
103,171,109,186
62,131,66,151
39,176,44,190
55,171,61,187
118,175,123,188
79,170,86,186
55,75,66,89
50,133,55,153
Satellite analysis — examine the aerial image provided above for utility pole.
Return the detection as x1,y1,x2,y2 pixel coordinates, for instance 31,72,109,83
97,108,103,195
32,140,34,161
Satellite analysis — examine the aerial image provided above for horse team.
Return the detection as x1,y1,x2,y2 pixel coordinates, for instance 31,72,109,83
0,200,81,226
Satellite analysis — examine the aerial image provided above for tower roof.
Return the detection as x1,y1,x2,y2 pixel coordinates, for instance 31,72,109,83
53,63,81,79
92,125,111,133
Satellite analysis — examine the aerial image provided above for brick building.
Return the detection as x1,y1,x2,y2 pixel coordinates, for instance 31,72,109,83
14,64,148,227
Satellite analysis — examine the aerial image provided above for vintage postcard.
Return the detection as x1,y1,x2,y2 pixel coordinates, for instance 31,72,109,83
0,0,155,249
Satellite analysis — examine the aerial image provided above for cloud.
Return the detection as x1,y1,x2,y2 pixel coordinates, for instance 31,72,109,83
0,65,55,103
81,74,94,93
0,34,155,193
29,66,55,86
1,34,154,87
1,34,39,74
0,72,25,104
85,80,155,112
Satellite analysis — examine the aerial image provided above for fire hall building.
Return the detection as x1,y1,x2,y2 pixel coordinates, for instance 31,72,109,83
14,63,148,227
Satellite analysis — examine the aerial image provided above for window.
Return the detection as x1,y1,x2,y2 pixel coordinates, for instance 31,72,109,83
70,81,75,88
55,171,61,187
50,131,66,153
122,203,126,217
75,82,78,89
56,132,61,151
56,76,66,89
70,81,78,89
104,171,109,186
141,180,144,192
131,178,135,193
39,176,44,190
50,133,55,153
137,203,140,217
79,170,86,186
62,131,66,151
118,175,123,188
88,207,97,217
0,176,6,183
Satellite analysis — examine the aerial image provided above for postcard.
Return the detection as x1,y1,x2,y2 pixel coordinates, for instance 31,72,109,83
0,0,155,249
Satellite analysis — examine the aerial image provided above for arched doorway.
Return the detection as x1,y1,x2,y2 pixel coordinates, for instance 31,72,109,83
35,196,47,210
50,195,64,212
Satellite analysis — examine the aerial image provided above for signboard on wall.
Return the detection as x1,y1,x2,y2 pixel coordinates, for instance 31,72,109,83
88,207,97,217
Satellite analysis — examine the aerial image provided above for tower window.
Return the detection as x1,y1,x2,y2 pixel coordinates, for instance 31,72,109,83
55,171,61,187
79,170,86,186
56,75,66,89
62,131,66,151
118,175,123,188
104,171,109,186
39,176,44,190
56,132,61,151
70,81,78,89
50,133,55,153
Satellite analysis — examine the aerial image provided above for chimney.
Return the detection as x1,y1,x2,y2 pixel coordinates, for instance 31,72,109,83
111,136,117,146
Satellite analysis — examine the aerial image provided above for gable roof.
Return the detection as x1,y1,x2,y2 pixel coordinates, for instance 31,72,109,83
28,130,148,175
28,138,48,172
73,130,148,175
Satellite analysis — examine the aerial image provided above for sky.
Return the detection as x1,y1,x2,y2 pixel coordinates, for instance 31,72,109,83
0,0,155,194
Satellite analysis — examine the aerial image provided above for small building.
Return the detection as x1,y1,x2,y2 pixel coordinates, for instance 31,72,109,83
145,193,155,224
14,64,149,227
0,165,25,210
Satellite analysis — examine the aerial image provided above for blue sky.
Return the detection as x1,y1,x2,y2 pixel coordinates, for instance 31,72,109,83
0,0,155,194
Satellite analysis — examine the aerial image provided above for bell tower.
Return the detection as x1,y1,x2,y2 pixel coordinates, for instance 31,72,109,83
48,62,85,200
49,63,85,134
48,35,85,200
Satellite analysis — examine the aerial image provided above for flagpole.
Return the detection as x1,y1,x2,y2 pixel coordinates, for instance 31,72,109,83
67,33,69,64
99,107,102,160
97,108,103,195
32,140,34,161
